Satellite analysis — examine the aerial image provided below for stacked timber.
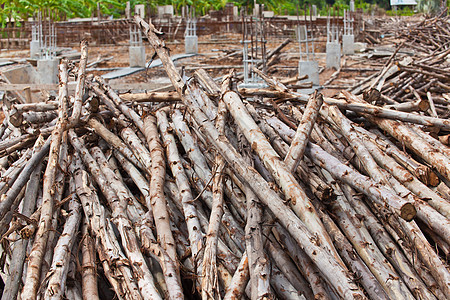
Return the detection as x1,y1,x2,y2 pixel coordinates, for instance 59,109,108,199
0,15,449,300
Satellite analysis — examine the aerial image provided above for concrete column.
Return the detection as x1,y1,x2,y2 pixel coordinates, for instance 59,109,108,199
298,61,319,94
30,41,40,59
350,0,355,12
326,42,341,69
135,4,145,18
129,46,146,67
125,2,131,19
343,35,355,55
185,36,198,54
37,58,59,84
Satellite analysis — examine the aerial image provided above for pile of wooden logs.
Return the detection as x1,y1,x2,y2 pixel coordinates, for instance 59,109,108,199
350,13,450,145
0,15,449,300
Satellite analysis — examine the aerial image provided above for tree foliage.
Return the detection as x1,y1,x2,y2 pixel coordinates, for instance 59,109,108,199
1,0,440,28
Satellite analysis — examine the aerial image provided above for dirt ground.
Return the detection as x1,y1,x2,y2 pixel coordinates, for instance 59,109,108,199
0,28,397,99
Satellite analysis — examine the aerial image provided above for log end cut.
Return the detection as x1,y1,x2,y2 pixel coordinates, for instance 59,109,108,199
400,203,417,222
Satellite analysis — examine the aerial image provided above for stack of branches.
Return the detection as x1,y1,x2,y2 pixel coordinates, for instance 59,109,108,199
396,12,450,55
0,16,449,300
348,14,450,144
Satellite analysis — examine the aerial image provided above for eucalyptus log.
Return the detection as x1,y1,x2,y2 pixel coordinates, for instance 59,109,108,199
70,39,89,125
70,154,142,299
43,199,82,300
142,114,184,299
81,220,99,300
201,96,227,300
22,60,69,300
284,92,323,172
1,157,42,300
120,91,181,103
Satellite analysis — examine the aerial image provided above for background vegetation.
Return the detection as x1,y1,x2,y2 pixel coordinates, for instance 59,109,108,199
0,0,448,27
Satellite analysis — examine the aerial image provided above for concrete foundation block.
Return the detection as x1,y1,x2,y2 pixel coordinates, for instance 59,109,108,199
298,60,320,94
129,46,146,67
37,58,59,84
326,42,341,69
185,36,198,54
298,61,319,85
30,41,40,59
354,42,368,53
343,35,355,55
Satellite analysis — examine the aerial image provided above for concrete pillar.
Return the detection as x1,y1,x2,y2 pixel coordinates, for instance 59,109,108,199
233,6,239,19
125,2,131,19
30,41,40,59
37,58,59,84
350,0,355,12
298,61,319,94
326,42,341,69
135,4,145,19
129,46,146,67
343,34,355,55
312,5,317,17
185,36,198,54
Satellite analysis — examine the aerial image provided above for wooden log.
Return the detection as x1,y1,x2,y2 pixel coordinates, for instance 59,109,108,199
0,157,43,300
223,253,249,300
120,91,181,103
13,101,58,112
80,220,99,300
43,199,82,300
359,131,450,219
343,91,450,182
70,39,88,126
223,88,344,265
284,92,323,172
200,92,227,299
357,128,439,187
22,60,69,300
194,68,221,97
142,115,183,299
339,185,443,300
171,109,246,248
305,142,416,221
87,118,143,169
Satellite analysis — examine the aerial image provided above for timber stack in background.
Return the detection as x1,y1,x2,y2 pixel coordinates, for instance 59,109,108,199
0,12,449,300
